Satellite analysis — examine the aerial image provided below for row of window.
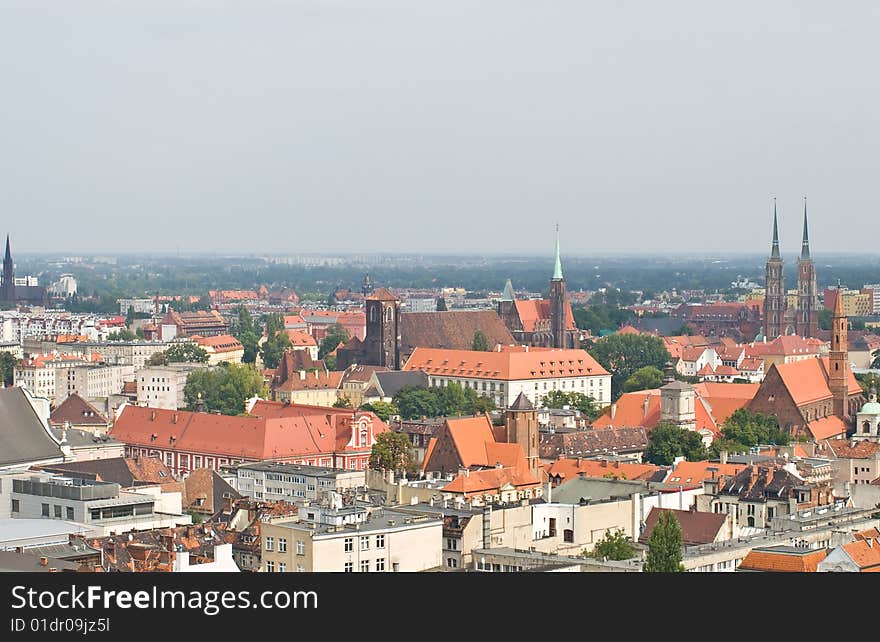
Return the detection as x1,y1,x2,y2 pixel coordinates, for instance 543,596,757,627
265,537,307,555
344,559,386,572
343,534,385,552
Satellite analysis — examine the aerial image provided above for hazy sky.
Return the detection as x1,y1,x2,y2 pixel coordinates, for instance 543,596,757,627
1,1,878,255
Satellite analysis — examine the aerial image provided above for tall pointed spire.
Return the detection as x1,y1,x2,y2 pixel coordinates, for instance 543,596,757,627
770,198,780,259
800,196,810,259
552,223,563,280
501,278,515,302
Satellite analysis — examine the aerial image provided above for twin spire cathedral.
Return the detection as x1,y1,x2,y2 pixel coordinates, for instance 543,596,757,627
763,198,819,339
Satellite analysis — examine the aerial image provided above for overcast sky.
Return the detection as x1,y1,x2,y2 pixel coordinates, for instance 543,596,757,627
1,1,877,255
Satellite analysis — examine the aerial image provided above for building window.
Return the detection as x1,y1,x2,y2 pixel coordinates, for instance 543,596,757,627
66,507,74,520
11,499,19,513
344,562,353,573
296,564,304,573
265,561,275,573
41,503,50,517
278,562,286,573
376,558,385,572
563,529,574,543
278,538,287,553
360,560,369,573
265,537,274,551
360,536,369,551
445,538,458,550
344,537,353,552
54,505,62,518
447,558,458,568
376,534,385,549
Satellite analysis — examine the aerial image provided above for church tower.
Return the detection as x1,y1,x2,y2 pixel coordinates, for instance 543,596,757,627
549,225,569,349
829,283,850,421
1,235,14,305
796,197,818,338
506,392,540,477
364,288,400,369
763,200,785,339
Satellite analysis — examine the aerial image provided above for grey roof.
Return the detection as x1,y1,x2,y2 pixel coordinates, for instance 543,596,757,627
50,427,120,449
660,380,693,391
236,461,359,478
501,279,515,302
0,551,81,572
550,477,651,505
0,519,90,547
0,387,63,467
509,391,534,411
374,370,428,398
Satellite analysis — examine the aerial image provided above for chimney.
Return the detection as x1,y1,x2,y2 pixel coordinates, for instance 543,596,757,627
719,450,728,465
610,402,617,420
643,396,650,418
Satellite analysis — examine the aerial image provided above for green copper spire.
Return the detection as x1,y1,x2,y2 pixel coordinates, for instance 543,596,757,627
770,198,780,259
800,196,810,259
552,224,563,280
501,278,515,302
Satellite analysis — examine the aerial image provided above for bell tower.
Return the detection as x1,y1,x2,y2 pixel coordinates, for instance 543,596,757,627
796,197,818,338
829,283,849,421
763,200,785,339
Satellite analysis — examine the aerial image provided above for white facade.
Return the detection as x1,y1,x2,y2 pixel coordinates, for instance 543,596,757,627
136,366,194,410
54,364,135,406
174,543,240,572
15,357,93,399
677,348,722,377
426,373,611,409
0,311,106,343
48,275,77,298
118,298,156,315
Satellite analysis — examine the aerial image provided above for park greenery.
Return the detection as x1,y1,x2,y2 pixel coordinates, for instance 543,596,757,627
393,383,495,420
183,363,267,416
586,333,671,400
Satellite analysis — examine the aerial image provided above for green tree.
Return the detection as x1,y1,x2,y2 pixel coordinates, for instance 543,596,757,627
644,422,708,465
360,401,399,422
234,306,260,364
818,308,832,331
587,334,671,400
572,302,635,335
107,329,138,341
135,325,145,339
369,431,414,472
0,352,19,387
166,342,210,363
260,313,293,370
872,349,880,370
436,297,448,312
319,323,350,360
394,386,441,419
324,355,338,371
587,529,637,561
472,329,490,352
623,366,664,393
675,324,695,336
333,396,353,408
125,305,136,327
643,510,685,572
539,390,599,420
712,408,789,453
183,363,267,416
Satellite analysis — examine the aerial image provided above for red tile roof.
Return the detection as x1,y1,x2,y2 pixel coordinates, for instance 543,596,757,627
441,467,540,497
404,347,608,381
194,334,243,353
806,416,848,441
823,439,880,459
49,394,108,427
513,299,576,333
840,538,880,571
275,369,344,392
739,548,827,572
284,330,317,347
665,460,746,486
547,458,660,481
367,288,399,301
771,357,860,406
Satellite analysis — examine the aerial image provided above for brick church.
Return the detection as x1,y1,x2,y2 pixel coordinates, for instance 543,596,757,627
763,198,820,339
497,228,580,349
0,235,48,308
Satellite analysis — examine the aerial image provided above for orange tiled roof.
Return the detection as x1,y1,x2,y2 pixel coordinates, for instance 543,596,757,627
806,416,848,440
592,390,661,429
513,299,576,333
840,539,880,571
770,357,860,406
276,370,345,392
617,325,643,335
738,548,827,572
854,528,880,541
194,334,243,353
403,347,608,381
665,460,746,486
823,439,880,459
284,330,317,347
441,466,540,497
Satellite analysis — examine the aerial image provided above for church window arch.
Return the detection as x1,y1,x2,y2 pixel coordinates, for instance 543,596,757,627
385,306,393,323
369,306,377,323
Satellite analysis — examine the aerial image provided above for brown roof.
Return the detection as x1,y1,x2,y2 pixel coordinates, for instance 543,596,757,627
181,468,241,514
638,508,727,546
49,393,108,427
823,440,880,459
36,456,173,487
367,288,399,301
398,311,515,358
441,467,540,497
539,427,649,459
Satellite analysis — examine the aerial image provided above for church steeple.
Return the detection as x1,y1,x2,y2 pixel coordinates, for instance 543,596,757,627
1,234,13,305
552,224,563,280
771,199,781,259
800,196,810,259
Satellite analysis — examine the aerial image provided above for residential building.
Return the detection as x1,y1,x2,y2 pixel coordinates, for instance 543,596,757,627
69,340,168,369
235,462,365,502
538,426,649,463
137,364,211,410
54,363,135,406
272,369,344,407
820,439,880,494
361,370,428,404
159,309,228,340
117,298,157,315
14,353,97,399
818,532,880,572
404,345,611,408
191,334,244,364
11,472,191,536
49,393,110,435
260,508,442,572
637,507,735,547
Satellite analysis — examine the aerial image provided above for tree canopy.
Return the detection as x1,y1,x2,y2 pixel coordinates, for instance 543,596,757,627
183,363,267,416
107,328,138,341
234,306,260,364
393,383,495,420
147,342,210,366
643,510,685,572
710,409,789,455
539,390,600,420
319,323,350,360
360,401,399,422
586,528,637,561
622,365,664,393
644,422,708,465
472,329,490,352
586,333,671,400
260,312,292,370
0,352,19,387
369,431,414,472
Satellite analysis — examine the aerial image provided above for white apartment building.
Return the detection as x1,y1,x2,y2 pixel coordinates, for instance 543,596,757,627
403,346,612,408
72,341,168,369
54,364,135,406
14,354,95,399
136,364,210,410
117,298,156,315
